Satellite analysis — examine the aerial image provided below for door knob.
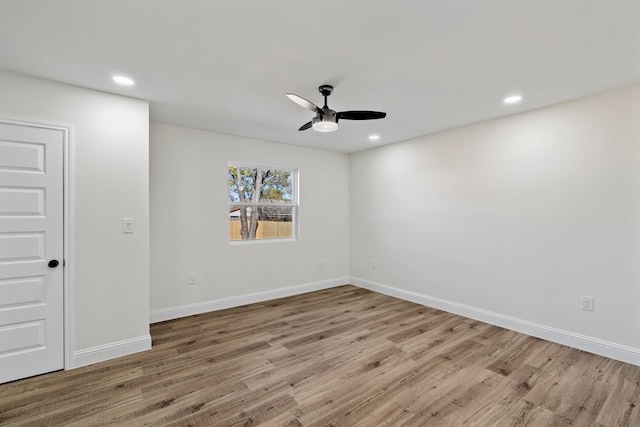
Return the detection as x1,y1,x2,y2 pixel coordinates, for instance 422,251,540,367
48,259,59,268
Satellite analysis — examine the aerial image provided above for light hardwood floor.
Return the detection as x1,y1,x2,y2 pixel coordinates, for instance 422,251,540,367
1,285,639,426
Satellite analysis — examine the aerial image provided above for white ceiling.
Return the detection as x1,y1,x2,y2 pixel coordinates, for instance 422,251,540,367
0,1,638,153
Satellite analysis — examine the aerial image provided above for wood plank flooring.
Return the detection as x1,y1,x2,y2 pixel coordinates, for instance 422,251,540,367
1,285,639,426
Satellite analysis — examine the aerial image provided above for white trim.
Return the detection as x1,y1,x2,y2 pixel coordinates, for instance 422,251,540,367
149,275,640,366
0,117,75,371
72,335,152,368
227,160,298,174
63,124,75,370
351,277,640,366
228,236,296,246
150,277,349,323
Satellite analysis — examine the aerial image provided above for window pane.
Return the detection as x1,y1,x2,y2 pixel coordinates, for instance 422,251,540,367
229,205,294,241
228,166,293,204
228,166,255,203
259,170,293,203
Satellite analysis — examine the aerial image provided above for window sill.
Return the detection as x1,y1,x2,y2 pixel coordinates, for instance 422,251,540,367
228,237,297,246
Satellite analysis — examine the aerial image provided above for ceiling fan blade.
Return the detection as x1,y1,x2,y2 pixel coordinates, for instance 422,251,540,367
337,111,386,120
286,93,320,113
298,121,313,131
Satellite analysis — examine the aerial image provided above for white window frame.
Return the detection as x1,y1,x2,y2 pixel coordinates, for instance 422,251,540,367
228,161,298,244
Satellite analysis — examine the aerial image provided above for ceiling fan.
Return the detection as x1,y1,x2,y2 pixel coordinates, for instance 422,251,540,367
286,85,386,132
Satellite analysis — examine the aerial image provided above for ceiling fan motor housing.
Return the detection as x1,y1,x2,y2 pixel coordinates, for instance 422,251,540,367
312,109,338,132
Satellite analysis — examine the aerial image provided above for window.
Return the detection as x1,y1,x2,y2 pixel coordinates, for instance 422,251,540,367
228,163,297,241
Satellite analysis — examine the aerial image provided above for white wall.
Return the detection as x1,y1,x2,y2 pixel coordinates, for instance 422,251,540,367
149,123,350,315
350,85,640,349
0,71,150,362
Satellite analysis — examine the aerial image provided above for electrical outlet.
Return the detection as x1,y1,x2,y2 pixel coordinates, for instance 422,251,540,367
318,258,324,269
371,258,377,269
581,296,594,311
188,273,197,285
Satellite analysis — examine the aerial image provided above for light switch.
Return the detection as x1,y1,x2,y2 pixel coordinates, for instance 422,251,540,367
123,218,134,233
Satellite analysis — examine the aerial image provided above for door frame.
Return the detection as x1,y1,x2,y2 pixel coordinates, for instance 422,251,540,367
0,117,74,370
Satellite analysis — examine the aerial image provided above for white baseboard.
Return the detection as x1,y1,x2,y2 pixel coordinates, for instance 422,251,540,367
351,277,640,366
72,334,152,369
149,277,350,324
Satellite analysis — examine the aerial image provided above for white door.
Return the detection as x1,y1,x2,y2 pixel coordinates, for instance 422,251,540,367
0,120,64,384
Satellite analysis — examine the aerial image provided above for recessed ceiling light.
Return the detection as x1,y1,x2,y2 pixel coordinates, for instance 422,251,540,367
112,75,135,86
503,95,523,104
368,134,380,141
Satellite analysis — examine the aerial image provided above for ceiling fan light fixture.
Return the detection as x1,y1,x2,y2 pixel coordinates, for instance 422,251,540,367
312,114,338,132
312,120,338,132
